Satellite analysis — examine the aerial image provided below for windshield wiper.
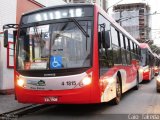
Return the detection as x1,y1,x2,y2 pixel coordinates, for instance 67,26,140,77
69,18,90,37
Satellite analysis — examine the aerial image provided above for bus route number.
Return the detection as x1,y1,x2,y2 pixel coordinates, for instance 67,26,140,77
61,81,76,86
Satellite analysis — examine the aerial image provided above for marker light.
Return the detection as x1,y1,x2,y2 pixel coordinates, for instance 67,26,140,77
139,68,144,73
154,67,158,70
17,79,25,87
144,69,149,73
82,76,92,85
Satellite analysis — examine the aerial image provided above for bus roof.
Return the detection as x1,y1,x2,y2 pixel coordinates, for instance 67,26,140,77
22,3,94,16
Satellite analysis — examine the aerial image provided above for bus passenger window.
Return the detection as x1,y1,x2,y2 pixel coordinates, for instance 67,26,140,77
98,14,113,76
111,26,121,65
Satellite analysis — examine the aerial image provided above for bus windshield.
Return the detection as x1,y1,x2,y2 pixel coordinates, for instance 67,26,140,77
17,20,92,70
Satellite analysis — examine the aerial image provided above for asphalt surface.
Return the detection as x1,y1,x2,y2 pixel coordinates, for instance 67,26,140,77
18,79,160,120
0,94,30,114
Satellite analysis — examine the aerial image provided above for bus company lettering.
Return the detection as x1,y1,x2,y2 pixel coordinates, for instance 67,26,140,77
27,80,46,86
44,73,56,77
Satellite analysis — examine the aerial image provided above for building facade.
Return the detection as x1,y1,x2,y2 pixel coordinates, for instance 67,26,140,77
0,0,44,94
35,0,66,6
113,3,152,43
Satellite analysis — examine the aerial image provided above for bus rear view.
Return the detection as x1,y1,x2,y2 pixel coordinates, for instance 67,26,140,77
15,4,96,104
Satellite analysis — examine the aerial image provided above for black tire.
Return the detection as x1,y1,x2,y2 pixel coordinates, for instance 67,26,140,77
157,81,160,93
157,89,160,93
134,72,139,90
111,76,122,105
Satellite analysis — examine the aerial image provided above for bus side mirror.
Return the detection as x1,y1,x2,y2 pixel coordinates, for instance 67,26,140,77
4,30,8,47
13,30,17,46
102,31,110,49
98,32,102,49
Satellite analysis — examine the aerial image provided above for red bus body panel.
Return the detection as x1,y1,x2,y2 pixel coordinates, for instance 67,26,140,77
139,43,153,81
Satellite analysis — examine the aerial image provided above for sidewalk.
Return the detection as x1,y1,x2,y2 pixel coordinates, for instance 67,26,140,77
0,94,30,114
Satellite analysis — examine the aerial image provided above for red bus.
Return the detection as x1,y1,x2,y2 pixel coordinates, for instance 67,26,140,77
154,54,160,93
3,4,141,104
153,53,160,76
139,43,155,81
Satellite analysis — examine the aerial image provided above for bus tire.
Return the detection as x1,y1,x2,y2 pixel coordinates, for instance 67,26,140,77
157,81,160,93
134,72,139,90
111,76,122,105
157,89,160,93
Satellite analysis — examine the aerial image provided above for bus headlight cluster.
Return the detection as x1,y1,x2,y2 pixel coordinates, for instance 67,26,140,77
82,76,92,85
139,68,143,73
144,69,149,73
17,78,25,87
154,67,158,70
80,73,92,86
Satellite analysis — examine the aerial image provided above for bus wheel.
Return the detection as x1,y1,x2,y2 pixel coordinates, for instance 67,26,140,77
157,81,160,93
112,76,122,105
157,89,160,93
134,72,139,90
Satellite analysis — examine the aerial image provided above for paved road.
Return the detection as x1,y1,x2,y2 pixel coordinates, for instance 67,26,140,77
19,79,160,120
0,95,30,114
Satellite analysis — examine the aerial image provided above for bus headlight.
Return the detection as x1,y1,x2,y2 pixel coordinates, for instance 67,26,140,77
82,76,92,85
139,68,143,73
156,76,160,83
154,67,158,70
79,73,92,86
17,78,25,87
144,69,149,73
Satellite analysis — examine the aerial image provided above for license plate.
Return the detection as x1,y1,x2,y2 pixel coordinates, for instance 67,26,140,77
44,96,58,102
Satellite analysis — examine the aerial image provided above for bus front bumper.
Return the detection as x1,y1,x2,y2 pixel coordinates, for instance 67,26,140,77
16,87,100,104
